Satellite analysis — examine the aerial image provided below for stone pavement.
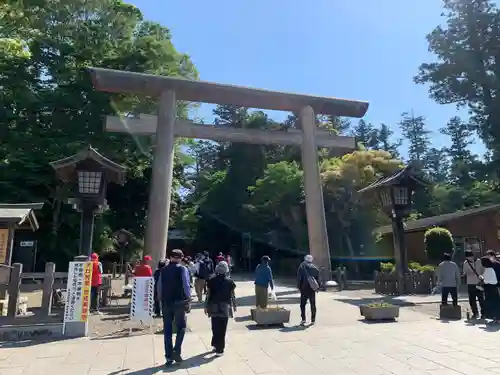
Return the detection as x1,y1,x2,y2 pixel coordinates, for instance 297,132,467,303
2,281,500,375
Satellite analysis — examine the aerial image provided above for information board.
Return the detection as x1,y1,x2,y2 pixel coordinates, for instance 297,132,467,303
130,276,154,323
63,261,93,323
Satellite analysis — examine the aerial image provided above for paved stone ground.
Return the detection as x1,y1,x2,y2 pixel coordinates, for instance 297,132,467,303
2,281,500,375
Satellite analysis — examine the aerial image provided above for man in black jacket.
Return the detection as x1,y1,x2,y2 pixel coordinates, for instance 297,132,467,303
296,254,320,326
158,249,191,366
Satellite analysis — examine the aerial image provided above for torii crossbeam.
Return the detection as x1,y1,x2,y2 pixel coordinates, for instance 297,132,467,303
89,67,369,283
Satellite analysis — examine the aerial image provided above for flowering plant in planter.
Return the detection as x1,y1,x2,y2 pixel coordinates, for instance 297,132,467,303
359,302,399,321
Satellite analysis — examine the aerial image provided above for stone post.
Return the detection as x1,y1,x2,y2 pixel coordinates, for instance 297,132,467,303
299,105,332,284
40,262,55,316
143,90,177,267
7,263,22,318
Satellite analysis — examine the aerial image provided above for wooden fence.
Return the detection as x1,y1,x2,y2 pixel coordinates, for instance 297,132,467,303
0,262,112,321
374,270,437,295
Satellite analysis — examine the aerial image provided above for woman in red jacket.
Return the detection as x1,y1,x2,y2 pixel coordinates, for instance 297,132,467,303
90,253,103,313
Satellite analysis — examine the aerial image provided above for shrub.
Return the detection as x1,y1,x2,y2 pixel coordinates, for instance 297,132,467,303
424,227,454,262
380,262,395,273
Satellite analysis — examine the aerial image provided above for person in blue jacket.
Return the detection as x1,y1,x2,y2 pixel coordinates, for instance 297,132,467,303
254,256,274,308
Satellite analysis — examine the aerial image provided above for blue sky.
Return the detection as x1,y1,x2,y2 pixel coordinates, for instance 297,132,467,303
130,0,483,156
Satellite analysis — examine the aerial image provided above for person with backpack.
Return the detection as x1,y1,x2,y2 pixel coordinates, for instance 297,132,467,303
463,250,484,319
296,254,320,325
194,253,212,302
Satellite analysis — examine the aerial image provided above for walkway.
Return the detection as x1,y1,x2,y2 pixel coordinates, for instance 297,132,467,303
2,281,500,375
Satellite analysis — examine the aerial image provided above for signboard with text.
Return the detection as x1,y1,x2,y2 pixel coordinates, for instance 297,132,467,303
130,276,154,323
63,261,93,323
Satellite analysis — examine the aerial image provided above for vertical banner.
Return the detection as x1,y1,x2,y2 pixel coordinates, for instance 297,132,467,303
0,229,9,264
130,276,154,323
64,261,93,323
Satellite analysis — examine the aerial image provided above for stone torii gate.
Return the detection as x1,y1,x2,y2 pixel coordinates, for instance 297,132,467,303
89,68,369,282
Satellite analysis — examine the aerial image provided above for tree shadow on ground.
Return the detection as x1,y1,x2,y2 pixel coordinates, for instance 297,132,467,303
115,365,164,375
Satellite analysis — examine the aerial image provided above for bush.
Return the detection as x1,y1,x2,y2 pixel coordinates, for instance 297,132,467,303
380,262,395,273
424,227,454,261
379,261,436,274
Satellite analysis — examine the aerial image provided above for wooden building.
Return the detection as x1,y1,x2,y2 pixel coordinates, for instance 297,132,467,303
375,204,500,263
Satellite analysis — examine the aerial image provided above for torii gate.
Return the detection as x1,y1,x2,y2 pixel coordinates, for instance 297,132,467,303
89,68,369,283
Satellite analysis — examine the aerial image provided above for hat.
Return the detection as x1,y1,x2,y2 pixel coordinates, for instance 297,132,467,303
304,254,313,263
215,261,229,275
143,255,152,261
261,255,270,262
90,253,99,260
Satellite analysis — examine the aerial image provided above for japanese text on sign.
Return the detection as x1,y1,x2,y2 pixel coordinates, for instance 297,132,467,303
63,261,93,323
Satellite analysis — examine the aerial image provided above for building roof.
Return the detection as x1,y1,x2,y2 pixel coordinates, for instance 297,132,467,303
89,68,369,118
375,203,500,235
358,165,430,194
50,145,126,185
0,203,44,231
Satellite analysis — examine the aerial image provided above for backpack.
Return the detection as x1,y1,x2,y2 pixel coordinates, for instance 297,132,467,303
304,265,320,292
198,261,210,279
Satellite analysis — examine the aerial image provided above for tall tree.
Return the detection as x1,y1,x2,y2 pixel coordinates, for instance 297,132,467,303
352,119,378,149
0,1,197,266
399,112,431,167
414,0,500,166
375,123,401,157
440,116,476,186
425,147,449,183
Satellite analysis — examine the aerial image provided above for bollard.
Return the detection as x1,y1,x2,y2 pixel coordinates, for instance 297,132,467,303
7,263,22,318
40,262,56,317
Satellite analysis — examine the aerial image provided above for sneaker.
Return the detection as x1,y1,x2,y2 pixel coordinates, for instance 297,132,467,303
472,314,479,319
172,351,183,363
300,320,306,326
215,351,224,357
165,359,174,367
310,320,316,325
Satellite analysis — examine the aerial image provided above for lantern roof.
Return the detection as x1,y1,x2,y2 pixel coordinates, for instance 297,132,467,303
358,164,430,194
50,145,126,186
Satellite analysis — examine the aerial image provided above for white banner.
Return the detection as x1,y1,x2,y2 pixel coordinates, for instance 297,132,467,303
130,276,154,323
63,261,93,323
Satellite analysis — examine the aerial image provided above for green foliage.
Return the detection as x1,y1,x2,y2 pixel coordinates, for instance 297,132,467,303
380,262,395,273
424,227,454,261
0,0,197,268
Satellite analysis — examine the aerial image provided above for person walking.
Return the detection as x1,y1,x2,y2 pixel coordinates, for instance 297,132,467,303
157,249,191,366
153,260,166,317
254,256,274,308
296,254,320,325
194,253,212,302
205,261,236,356
480,256,500,322
437,253,461,306
90,253,103,314
463,250,484,319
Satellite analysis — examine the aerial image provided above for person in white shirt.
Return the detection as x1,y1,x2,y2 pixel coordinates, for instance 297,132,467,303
480,256,500,322
463,250,485,319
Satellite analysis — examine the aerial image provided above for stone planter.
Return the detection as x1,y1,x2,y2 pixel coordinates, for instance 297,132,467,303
251,308,291,325
439,304,461,320
360,305,399,321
